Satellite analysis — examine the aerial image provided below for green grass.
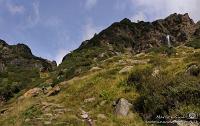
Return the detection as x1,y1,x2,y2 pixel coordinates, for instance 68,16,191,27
22,105,43,119
186,37,200,49
1,45,200,125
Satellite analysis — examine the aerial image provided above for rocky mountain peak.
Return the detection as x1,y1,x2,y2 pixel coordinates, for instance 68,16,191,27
0,39,57,101
76,13,197,55
0,40,56,71
120,18,132,23
13,43,33,58
0,39,8,47
165,13,194,24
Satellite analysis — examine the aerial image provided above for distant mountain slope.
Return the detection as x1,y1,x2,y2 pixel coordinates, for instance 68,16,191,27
59,13,200,81
67,13,197,53
0,39,56,101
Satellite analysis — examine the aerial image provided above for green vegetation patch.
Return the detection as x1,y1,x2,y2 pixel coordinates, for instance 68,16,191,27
126,66,200,120
186,37,200,49
22,105,43,119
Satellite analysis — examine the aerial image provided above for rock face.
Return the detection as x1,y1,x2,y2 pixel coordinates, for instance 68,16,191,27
114,98,132,116
119,66,133,74
0,62,6,72
47,86,61,96
0,39,56,101
84,97,96,103
194,21,200,36
89,67,102,71
74,13,196,55
0,39,56,72
0,96,5,106
97,114,106,119
24,88,42,98
60,13,200,84
186,64,200,76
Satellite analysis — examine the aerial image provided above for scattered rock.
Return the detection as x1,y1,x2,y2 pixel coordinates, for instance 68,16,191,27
24,88,42,98
25,118,30,122
118,60,127,65
0,108,8,115
134,53,145,58
97,114,106,119
114,98,132,116
186,64,200,76
99,100,107,106
35,117,45,121
90,67,102,72
112,101,117,107
46,86,53,92
41,102,64,109
0,62,6,72
152,68,160,77
43,113,53,117
119,66,133,74
52,109,67,114
129,59,148,65
80,109,94,126
84,97,96,103
17,95,25,101
80,111,89,119
44,121,51,125
47,86,60,96
99,53,105,58
0,96,5,106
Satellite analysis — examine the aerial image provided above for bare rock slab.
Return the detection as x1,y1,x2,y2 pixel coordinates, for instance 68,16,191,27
114,98,132,116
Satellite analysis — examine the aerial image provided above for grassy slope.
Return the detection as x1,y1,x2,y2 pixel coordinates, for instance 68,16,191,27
0,44,200,126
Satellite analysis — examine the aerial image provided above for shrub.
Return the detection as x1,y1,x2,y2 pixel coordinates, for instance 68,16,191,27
127,66,153,88
100,90,113,101
186,38,200,49
149,55,169,67
147,46,176,56
23,105,42,119
127,68,200,120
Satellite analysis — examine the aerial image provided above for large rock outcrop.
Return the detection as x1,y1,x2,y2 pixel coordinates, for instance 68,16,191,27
0,39,57,100
0,39,56,71
76,13,196,54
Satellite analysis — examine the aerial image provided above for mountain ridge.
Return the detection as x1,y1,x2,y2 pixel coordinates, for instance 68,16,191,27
58,13,200,82
62,13,199,63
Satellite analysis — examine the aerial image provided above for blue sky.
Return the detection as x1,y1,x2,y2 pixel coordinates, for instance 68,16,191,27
0,0,199,64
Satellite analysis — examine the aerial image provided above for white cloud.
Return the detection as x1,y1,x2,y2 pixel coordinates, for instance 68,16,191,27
85,0,97,9
130,12,147,22
55,49,69,65
83,22,96,40
54,31,75,65
6,2,25,15
45,17,62,27
82,19,101,41
114,0,128,11
56,31,70,47
25,1,40,28
129,0,199,22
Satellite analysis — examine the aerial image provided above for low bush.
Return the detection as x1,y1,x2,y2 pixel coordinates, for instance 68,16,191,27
127,67,200,120
23,105,42,119
147,46,176,56
186,38,200,49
